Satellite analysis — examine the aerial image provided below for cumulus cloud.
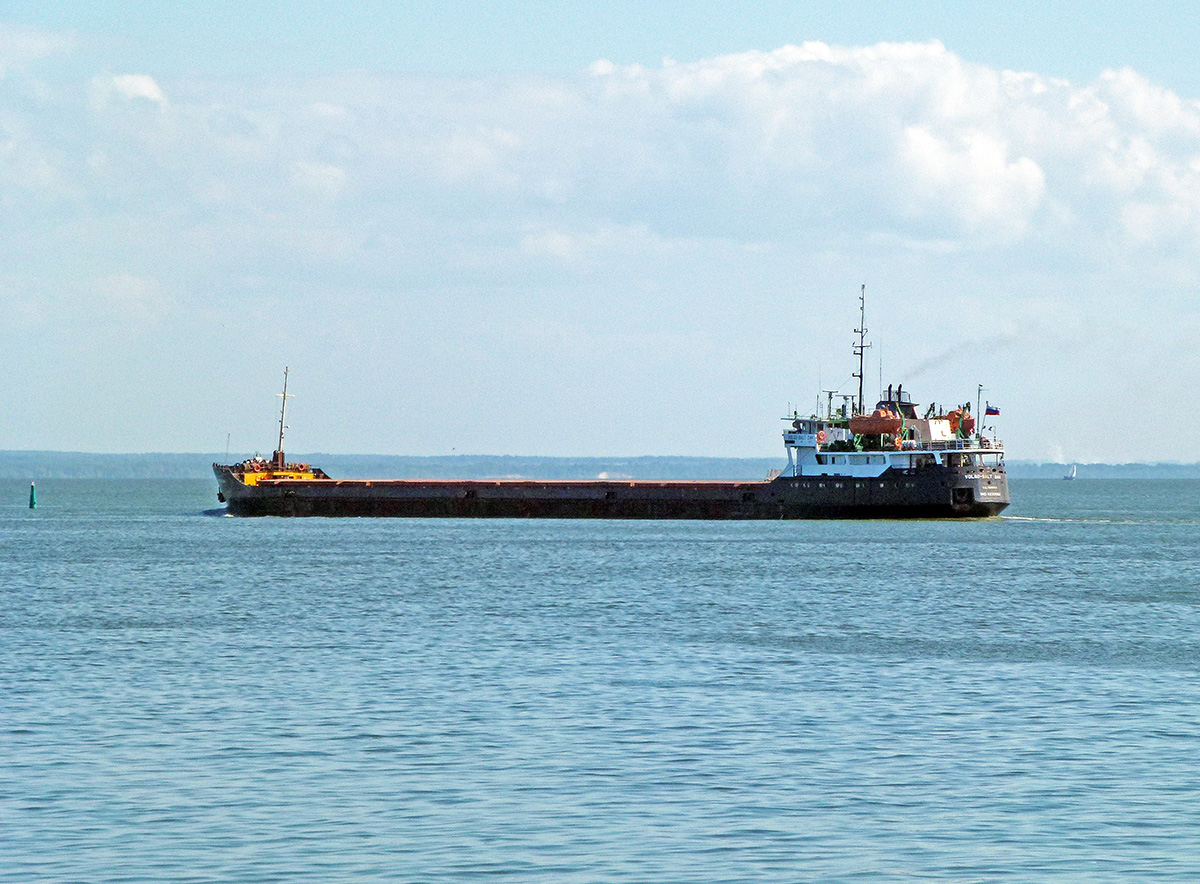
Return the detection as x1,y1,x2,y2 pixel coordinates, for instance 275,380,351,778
572,42,1200,250
44,40,1200,263
6,39,1200,457
899,126,1045,237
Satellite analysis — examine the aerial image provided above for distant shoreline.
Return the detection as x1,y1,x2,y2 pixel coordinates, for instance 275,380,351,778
1,451,1198,481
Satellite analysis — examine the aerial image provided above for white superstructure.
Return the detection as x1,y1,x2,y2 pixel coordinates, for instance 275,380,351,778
781,392,1004,480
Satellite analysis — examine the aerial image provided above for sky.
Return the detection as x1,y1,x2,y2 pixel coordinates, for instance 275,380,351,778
4,2,1200,463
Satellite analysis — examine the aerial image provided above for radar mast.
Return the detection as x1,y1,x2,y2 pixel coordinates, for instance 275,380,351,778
852,285,872,415
273,367,292,468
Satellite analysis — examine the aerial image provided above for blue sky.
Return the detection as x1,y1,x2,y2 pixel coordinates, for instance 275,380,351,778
3,3,1200,461
8,1,1199,92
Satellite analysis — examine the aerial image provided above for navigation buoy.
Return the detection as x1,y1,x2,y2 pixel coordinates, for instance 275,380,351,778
29,482,36,509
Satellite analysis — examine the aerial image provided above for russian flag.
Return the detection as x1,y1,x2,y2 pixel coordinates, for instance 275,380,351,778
985,404,1000,416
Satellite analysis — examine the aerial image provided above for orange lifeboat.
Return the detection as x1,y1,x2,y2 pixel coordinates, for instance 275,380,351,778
848,408,903,436
947,409,977,436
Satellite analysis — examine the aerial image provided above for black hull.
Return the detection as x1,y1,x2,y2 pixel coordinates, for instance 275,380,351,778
215,466,1008,520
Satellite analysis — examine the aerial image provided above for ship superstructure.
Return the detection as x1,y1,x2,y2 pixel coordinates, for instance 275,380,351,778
778,382,1007,512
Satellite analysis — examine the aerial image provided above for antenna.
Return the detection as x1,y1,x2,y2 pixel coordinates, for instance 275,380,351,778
852,284,872,415
822,390,837,421
274,367,292,468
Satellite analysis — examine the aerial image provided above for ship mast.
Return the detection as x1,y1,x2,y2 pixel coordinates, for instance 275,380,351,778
852,285,871,415
273,367,292,468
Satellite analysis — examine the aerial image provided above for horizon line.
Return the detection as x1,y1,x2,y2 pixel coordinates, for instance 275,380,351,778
1,449,1199,468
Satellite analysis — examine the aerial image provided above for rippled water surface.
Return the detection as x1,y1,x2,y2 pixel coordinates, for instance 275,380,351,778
4,478,1200,882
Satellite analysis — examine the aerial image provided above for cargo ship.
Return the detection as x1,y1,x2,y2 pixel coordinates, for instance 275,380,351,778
215,299,1008,519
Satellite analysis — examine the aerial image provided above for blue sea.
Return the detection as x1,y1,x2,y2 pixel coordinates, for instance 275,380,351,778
3,478,1200,882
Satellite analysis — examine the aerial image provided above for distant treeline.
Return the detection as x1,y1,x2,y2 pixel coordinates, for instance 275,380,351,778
2,451,1199,480
1,452,782,480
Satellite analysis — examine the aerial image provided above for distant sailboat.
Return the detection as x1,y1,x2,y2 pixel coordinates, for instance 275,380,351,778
1063,464,1077,480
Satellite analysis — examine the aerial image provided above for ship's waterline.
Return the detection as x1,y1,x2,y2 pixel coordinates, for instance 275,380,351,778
213,470,1007,519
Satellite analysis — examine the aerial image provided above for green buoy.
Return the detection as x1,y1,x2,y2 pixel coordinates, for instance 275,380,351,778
29,482,36,509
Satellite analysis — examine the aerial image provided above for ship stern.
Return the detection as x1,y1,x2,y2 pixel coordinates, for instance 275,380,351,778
948,463,1009,516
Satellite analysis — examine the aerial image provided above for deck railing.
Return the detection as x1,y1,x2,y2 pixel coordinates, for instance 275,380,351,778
921,439,1003,451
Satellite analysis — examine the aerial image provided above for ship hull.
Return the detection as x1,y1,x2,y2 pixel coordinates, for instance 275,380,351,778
214,465,1008,519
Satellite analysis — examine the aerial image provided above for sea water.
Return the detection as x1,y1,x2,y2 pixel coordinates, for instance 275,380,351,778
2,479,1199,882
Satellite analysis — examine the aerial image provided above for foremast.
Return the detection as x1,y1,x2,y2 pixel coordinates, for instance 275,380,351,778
273,366,292,469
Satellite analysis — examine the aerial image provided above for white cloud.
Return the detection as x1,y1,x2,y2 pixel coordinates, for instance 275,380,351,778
577,42,1200,250
47,40,1200,259
899,126,1045,236
6,40,1200,457
0,24,74,76
112,74,167,104
1095,67,1200,137
89,73,168,110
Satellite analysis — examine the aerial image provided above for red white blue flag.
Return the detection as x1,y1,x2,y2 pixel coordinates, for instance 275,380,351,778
985,404,1000,416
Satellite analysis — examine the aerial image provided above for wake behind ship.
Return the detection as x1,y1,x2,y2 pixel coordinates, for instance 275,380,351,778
214,297,1010,519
